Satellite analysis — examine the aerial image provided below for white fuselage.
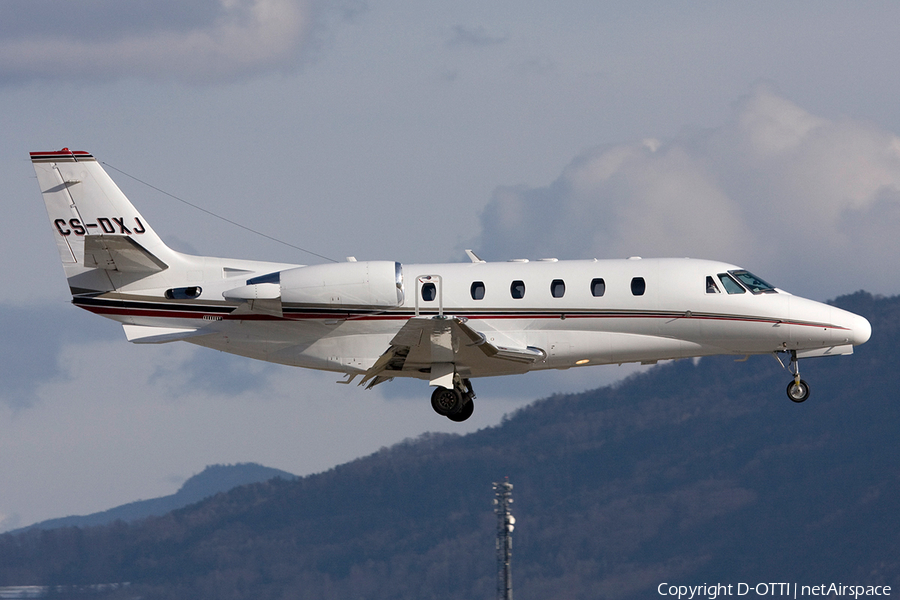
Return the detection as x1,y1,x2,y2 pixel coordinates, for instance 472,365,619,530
77,255,870,380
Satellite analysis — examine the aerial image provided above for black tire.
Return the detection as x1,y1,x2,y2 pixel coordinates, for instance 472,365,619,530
447,399,474,422
431,386,461,416
786,379,811,403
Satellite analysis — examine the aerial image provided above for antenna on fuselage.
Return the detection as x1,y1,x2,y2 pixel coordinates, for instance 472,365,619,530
466,249,486,263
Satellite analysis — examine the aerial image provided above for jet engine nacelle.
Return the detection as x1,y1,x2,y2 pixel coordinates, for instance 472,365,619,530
225,261,404,310
280,261,404,308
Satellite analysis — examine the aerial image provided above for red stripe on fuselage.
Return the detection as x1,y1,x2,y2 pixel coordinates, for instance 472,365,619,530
75,301,848,331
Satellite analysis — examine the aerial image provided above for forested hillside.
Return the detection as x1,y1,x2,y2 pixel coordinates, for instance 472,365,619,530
0,292,896,600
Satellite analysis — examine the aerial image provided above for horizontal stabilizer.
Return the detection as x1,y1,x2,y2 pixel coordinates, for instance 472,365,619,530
123,324,206,344
84,235,168,273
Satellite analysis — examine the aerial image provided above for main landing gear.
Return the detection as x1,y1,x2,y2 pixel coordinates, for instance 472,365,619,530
431,378,476,422
784,350,811,403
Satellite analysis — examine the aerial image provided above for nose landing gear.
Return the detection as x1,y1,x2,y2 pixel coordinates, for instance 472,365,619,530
430,378,476,421
783,350,811,403
787,378,811,403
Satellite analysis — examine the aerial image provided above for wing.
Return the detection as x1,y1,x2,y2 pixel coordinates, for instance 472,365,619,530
359,316,545,389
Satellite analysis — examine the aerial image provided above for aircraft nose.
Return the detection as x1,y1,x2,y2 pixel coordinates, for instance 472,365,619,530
845,311,872,346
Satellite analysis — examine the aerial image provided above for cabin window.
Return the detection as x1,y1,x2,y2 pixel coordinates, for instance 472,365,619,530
591,278,606,297
706,276,721,294
471,281,485,300
510,280,526,299
165,286,202,299
421,282,437,301
550,279,566,298
717,273,746,294
631,277,646,296
729,270,777,294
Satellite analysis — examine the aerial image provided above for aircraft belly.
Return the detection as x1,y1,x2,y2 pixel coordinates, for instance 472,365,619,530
217,320,427,379
526,329,708,368
201,319,400,371
180,319,317,365
272,333,395,372
457,317,698,371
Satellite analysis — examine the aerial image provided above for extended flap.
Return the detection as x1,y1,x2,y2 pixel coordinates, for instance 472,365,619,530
359,316,546,388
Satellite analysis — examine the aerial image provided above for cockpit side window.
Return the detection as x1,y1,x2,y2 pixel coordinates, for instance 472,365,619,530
706,276,720,294
729,270,777,294
717,273,746,294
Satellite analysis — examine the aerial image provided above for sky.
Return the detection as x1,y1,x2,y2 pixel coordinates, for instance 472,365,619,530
2,0,900,531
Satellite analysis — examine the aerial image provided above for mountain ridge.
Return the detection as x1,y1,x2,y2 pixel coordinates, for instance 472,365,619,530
14,462,296,532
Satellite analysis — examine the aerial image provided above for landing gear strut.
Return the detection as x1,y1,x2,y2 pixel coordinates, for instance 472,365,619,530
430,378,476,421
785,350,811,403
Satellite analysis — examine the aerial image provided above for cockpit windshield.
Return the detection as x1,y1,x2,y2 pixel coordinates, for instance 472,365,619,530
728,270,777,294
717,273,745,294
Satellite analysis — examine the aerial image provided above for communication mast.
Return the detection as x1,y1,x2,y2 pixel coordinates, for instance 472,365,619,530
493,479,515,600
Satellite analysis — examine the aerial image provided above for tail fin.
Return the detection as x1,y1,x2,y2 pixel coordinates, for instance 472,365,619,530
31,149,176,295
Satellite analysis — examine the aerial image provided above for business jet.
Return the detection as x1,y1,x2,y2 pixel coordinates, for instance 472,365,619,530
31,149,872,421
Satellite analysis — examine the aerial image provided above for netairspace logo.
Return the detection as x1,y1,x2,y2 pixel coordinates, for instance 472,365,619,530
658,583,892,599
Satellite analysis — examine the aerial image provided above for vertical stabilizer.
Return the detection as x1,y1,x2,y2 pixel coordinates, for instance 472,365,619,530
31,149,175,294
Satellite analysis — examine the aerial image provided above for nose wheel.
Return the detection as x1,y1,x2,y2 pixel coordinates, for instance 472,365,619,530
787,378,810,403
784,350,811,403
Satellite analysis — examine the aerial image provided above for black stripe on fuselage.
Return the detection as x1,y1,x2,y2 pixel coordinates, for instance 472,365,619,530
71,296,846,330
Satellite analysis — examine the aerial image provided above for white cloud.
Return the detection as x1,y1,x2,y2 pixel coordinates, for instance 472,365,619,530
470,85,900,299
0,0,313,84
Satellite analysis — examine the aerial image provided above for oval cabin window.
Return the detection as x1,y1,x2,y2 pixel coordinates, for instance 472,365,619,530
550,279,566,298
631,277,646,296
